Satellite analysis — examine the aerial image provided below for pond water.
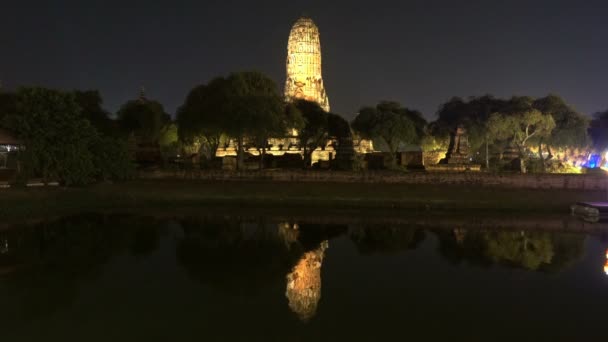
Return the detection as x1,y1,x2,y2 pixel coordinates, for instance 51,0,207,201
1,213,607,341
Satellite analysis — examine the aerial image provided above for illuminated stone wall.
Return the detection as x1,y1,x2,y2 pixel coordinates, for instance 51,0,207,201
284,17,330,112
141,170,608,190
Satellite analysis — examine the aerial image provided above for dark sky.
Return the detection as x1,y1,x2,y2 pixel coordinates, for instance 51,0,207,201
2,0,607,120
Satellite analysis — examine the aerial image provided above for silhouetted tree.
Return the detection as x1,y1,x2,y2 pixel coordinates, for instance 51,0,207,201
0,91,17,124
4,87,98,185
176,80,227,159
590,110,608,151
352,101,420,167
221,72,285,170
327,112,354,170
73,90,114,136
117,98,167,142
293,100,329,168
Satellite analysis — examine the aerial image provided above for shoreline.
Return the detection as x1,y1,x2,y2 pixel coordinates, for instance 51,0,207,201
1,179,607,223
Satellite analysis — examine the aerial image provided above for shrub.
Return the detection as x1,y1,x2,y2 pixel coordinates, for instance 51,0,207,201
91,136,136,182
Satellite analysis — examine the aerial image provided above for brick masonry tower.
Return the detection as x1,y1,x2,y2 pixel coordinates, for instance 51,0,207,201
284,16,330,112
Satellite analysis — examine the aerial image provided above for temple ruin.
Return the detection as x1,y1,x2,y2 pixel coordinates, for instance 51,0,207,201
215,16,373,166
284,16,330,112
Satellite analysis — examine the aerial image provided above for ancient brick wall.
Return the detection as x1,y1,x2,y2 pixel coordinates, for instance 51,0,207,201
140,170,608,190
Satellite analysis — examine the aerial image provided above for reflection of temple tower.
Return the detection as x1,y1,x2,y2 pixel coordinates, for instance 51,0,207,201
278,222,300,248
284,16,330,112
604,248,608,276
453,228,467,244
286,241,328,322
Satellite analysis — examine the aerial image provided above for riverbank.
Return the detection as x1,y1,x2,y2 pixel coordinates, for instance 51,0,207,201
1,179,606,223
141,169,608,190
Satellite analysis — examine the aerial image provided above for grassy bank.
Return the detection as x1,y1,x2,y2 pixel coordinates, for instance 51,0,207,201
1,179,606,223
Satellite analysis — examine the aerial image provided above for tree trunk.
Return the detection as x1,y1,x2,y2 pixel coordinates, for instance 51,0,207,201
485,137,490,171
259,146,266,171
387,139,398,169
546,145,553,161
237,136,244,171
302,145,308,169
209,136,220,162
517,144,527,174
305,150,313,168
538,139,546,173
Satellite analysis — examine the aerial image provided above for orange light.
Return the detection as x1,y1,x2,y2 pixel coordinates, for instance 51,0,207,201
605,249,608,276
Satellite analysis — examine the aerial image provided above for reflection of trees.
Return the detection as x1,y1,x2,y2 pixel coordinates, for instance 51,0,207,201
485,231,553,270
435,229,585,271
175,218,305,294
0,214,163,322
349,225,425,255
541,233,586,273
175,219,344,321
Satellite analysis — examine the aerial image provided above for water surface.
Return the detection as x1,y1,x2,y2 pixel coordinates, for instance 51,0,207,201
1,213,607,341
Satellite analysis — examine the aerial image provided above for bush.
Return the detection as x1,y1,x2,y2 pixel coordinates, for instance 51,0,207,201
91,136,136,182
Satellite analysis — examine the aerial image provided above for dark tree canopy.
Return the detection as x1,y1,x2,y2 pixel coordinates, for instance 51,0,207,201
3,87,133,185
431,95,514,152
73,90,114,136
222,71,285,169
0,91,17,124
327,112,351,139
176,80,227,158
327,112,355,170
117,98,167,142
4,87,98,185
590,109,608,151
532,95,589,148
352,101,420,166
292,99,329,167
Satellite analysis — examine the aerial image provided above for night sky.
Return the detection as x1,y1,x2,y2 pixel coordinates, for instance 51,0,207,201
2,0,607,120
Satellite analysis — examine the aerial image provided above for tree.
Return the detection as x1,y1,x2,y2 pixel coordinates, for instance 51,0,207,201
117,98,167,142
251,105,304,170
431,95,588,171
0,91,17,124
4,87,98,185
73,90,114,136
433,95,512,166
351,101,419,167
327,112,354,170
90,136,135,181
533,95,589,165
486,109,555,173
293,100,329,168
176,80,228,160
221,72,285,170
590,110,608,152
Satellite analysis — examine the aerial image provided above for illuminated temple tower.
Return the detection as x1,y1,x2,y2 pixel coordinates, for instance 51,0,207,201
285,16,330,112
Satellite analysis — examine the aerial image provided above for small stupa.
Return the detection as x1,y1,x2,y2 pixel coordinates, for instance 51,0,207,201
443,125,471,164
